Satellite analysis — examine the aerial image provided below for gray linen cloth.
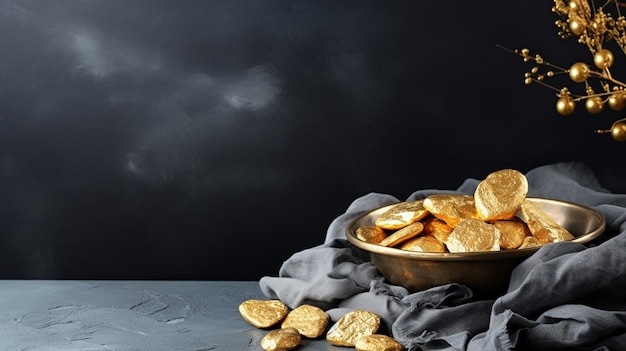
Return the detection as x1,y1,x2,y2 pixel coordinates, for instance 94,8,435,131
259,162,626,351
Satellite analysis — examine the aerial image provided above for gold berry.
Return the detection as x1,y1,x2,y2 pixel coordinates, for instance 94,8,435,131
556,96,576,115
608,92,626,111
569,62,590,83
611,122,626,142
594,49,614,69
584,96,604,114
569,20,585,36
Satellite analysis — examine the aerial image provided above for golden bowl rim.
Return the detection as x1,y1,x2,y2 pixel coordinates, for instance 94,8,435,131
345,196,606,261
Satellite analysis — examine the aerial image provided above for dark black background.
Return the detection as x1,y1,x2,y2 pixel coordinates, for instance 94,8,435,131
0,0,624,280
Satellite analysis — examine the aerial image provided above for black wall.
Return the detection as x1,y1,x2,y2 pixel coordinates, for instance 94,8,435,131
1,0,624,280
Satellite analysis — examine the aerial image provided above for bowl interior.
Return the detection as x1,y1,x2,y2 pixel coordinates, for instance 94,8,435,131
345,197,606,296
346,197,605,260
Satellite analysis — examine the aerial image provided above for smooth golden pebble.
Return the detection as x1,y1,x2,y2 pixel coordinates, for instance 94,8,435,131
585,96,604,114
474,169,528,221
260,327,301,351
326,309,381,347
356,225,388,244
556,95,576,115
239,299,289,329
423,194,477,227
446,218,501,253
569,62,590,83
378,221,424,247
281,304,329,338
519,199,575,243
355,334,404,351
374,200,429,230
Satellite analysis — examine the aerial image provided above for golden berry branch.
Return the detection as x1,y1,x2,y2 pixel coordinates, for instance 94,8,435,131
502,0,626,141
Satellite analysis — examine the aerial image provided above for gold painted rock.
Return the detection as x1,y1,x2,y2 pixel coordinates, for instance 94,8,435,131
355,334,404,351
239,299,289,328
446,218,501,252
518,235,543,249
355,225,388,244
378,222,424,247
519,199,575,243
421,217,454,243
474,168,528,221
399,234,446,253
326,309,381,347
374,200,429,230
281,304,329,338
260,327,301,351
423,194,478,227
493,219,531,249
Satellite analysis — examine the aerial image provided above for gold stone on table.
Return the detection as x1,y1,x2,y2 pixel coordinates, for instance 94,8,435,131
374,200,429,230
260,327,301,351
238,299,289,328
326,309,381,347
281,304,329,338
355,334,404,351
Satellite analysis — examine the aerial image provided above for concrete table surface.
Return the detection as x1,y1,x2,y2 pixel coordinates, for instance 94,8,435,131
0,280,346,351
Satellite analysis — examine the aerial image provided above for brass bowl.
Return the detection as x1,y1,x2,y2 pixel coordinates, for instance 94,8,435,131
345,197,605,297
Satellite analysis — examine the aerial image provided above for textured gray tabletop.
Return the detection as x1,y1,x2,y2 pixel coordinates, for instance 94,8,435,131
0,280,344,351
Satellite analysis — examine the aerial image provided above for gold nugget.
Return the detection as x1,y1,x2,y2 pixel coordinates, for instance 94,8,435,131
519,199,575,243
423,194,478,227
519,235,543,249
378,222,424,247
446,218,501,252
375,200,429,230
400,235,447,253
281,304,329,338
261,327,301,351
474,169,528,221
421,217,453,244
355,334,404,351
326,309,381,347
356,225,388,244
239,299,289,329
493,219,531,249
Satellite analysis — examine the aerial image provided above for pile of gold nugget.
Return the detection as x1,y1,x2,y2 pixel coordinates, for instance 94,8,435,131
239,299,403,351
356,169,575,253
